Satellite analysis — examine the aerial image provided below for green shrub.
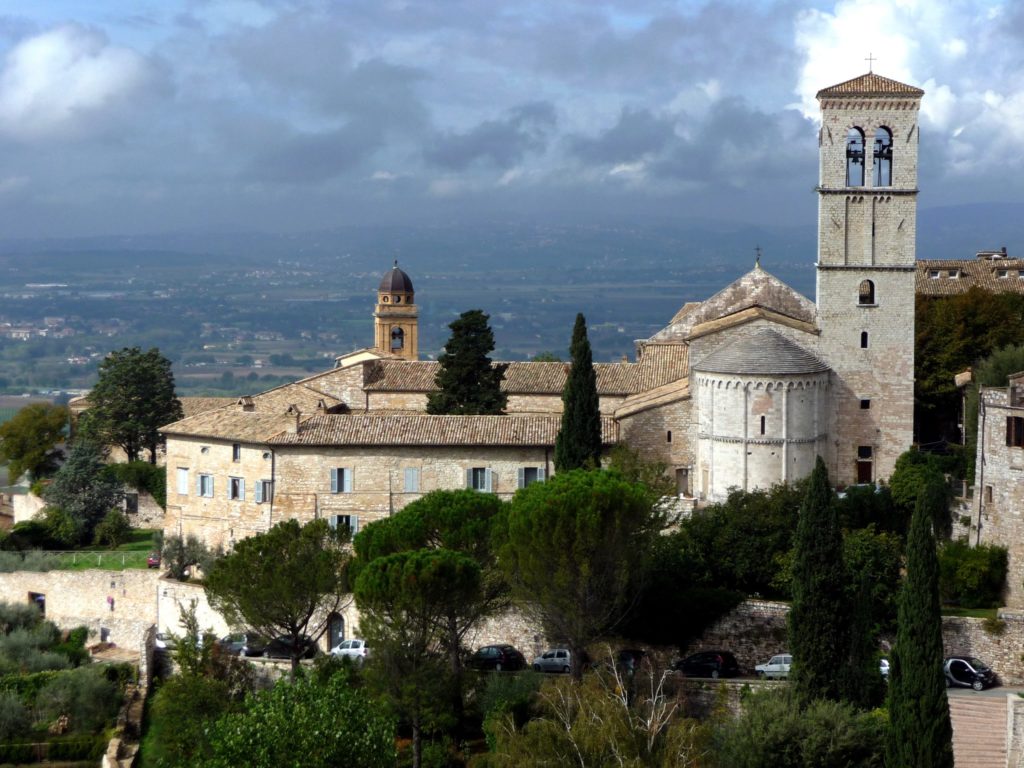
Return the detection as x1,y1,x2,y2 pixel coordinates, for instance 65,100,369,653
938,541,1008,608
93,510,131,548
147,674,232,765
0,550,54,573
34,666,120,733
712,688,885,768
0,602,42,634
0,690,28,739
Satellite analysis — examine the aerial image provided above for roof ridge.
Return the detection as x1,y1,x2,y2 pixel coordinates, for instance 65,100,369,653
816,72,924,98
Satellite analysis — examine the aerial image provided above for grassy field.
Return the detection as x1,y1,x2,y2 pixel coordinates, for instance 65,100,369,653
940,606,998,619
0,529,160,572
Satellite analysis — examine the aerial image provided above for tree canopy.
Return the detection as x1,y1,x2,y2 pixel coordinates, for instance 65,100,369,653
355,548,480,768
554,313,602,471
427,310,507,415
42,439,123,545
204,519,349,678
0,403,67,482
83,346,183,463
886,476,954,768
496,469,664,678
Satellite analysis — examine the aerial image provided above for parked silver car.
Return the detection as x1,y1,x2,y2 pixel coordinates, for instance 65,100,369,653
532,648,571,673
755,653,792,680
330,638,370,664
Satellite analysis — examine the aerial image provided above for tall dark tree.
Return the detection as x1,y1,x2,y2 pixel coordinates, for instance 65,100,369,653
426,310,507,415
886,477,954,768
788,457,847,704
555,313,602,471
84,347,183,463
0,403,67,481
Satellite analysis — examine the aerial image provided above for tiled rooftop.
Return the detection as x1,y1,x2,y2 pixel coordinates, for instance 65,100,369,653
268,413,620,447
816,72,924,98
916,259,1024,296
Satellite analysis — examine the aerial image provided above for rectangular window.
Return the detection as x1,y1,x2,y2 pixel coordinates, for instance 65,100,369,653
229,477,245,501
232,443,241,462
124,493,139,515
928,270,939,279
197,474,214,498
857,446,873,460
517,467,546,489
177,467,189,495
329,514,360,535
985,485,993,504
860,399,871,410
1006,416,1024,447
330,468,353,493
255,480,273,504
467,467,493,492
404,467,420,493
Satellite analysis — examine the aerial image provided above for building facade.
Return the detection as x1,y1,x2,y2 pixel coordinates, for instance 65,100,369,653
162,73,922,549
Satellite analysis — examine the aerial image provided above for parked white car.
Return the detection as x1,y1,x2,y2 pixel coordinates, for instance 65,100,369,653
755,653,792,680
330,638,370,664
532,648,572,673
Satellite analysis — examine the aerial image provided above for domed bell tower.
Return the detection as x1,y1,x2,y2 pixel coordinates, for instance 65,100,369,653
374,261,418,360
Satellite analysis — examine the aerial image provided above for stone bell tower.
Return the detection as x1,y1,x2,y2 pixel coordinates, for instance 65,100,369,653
815,72,923,486
374,261,418,360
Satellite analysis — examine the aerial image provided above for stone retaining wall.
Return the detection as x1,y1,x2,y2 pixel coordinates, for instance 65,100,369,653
0,569,159,649
681,600,789,674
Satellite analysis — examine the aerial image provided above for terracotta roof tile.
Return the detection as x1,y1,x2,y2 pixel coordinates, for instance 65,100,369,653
816,73,924,98
180,397,236,418
268,413,619,447
694,328,829,375
361,349,688,397
162,409,299,442
916,259,1024,296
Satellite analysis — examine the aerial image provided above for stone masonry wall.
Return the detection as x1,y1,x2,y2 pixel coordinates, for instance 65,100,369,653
686,599,1024,685
0,569,159,649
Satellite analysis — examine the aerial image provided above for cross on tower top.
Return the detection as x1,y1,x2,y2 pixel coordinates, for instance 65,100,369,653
865,52,876,73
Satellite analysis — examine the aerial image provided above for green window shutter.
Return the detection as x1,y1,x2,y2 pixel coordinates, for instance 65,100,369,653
466,468,473,489
330,468,339,493
484,468,493,493
517,467,525,489
538,467,547,482
255,481,263,503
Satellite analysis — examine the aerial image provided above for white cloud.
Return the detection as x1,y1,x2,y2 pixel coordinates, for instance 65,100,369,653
0,24,150,140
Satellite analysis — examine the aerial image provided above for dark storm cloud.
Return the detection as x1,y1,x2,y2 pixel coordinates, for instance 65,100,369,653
424,102,556,170
569,107,677,164
245,119,385,183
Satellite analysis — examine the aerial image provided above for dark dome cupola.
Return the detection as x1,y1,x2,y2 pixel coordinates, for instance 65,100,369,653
374,260,419,360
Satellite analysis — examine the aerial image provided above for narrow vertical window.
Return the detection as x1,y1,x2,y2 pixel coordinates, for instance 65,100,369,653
760,416,766,435
846,128,865,187
860,331,869,349
232,443,241,462
873,127,893,186
666,430,672,443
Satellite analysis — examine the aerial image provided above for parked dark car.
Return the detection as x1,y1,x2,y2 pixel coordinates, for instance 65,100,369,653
672,650,740,679
467,644,526,672
216,632,268,657
264,634,319,660
944,656,997,691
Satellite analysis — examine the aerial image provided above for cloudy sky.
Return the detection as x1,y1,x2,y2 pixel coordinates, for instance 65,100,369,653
0,0,1020,238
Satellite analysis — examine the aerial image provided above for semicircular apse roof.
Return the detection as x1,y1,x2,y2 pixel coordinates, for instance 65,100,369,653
693,328,830,375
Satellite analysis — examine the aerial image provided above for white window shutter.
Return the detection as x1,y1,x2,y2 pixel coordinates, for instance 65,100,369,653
351,516,360,534
330,468,339,493
538,467,547,482
517,467,525,489
328,515,338,530
238,479,245,501
485,468,493,493
255,481,263,503
209,478,214,497
343,468,353,493
466,468,473,489
196,476,202,496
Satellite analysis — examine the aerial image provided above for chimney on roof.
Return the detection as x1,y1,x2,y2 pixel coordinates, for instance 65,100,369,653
239,396,255,412
1003,246,1008,256
286,404,301,433
316,399,329,415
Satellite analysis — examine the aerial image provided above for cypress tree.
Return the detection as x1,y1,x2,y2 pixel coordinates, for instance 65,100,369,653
789,456,848,704
554,313,602,471
427,310,507,415
886,477,954,768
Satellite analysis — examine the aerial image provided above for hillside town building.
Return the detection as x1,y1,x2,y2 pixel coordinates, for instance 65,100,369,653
160,72,923,549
